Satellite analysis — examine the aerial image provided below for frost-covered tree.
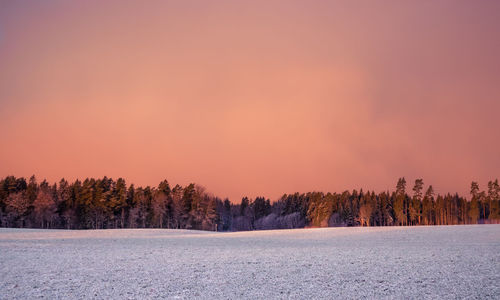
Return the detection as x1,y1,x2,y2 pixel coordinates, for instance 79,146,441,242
358,203,373,227
5,192,30,227
33,188,57,228
0,175,493,230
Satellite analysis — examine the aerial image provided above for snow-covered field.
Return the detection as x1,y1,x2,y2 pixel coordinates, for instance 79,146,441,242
1,225,499,299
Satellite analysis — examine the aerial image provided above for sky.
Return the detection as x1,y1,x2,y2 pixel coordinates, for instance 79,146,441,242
1,1,499,201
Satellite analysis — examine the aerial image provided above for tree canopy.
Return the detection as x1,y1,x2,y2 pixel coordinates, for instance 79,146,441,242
1,175,499,230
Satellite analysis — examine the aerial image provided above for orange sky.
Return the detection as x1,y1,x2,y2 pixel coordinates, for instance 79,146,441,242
1,1,499,201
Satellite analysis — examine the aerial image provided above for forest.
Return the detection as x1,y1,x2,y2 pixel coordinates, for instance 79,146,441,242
0,175,499,230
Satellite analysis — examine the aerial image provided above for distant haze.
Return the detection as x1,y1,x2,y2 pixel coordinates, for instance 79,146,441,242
1,1,499,201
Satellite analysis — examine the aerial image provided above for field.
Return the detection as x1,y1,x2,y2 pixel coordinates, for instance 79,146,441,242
1,225,499,299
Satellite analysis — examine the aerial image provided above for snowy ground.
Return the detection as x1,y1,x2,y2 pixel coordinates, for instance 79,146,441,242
1,225,499,299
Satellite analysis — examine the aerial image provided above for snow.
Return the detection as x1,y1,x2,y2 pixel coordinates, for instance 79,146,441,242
1,225,499,299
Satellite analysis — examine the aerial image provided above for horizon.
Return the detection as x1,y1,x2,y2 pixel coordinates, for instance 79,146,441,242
1,1,499,201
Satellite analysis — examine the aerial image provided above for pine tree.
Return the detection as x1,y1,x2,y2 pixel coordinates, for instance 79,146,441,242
394,178,407,225
422,185,434,225
487,179,500,220
410,179,424,225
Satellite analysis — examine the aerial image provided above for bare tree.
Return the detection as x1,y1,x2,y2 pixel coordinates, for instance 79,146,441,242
6,192,30,227
33,189,57,228
152,190,167,228
358,203,373,227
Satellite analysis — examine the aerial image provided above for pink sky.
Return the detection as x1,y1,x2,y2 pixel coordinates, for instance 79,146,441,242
1,1,499,201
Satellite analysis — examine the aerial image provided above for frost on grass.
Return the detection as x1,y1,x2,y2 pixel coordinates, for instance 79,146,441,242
1,225,499,299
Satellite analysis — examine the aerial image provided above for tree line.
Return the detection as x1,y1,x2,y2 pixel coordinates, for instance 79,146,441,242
0,175,499,230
